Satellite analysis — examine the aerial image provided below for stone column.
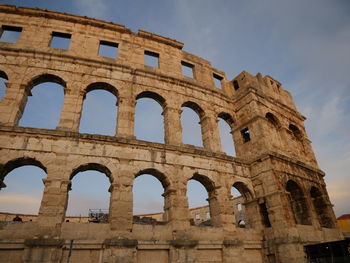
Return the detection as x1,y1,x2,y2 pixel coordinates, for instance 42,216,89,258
163,187,190,229
200,111,222,152
207,194,223,227
116,95,135,138
37,178,70,226
163,106,182,146
109,169,133,231
244,199,262,229
56,89,84,132
0,82,29,126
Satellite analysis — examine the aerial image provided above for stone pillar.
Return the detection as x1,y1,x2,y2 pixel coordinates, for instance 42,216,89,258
207,194,223,227
244,199,263,229
37,178,69,226
163,188,190,229
116,95,135,138
220,194,236,229
200,111,222,152
109,172,133,231
0,82,29,126
163,106,182,146
56,89,84,132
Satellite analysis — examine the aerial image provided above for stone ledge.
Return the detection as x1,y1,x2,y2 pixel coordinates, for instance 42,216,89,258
104,238,138,248
169,239,198,248
24,238,64,248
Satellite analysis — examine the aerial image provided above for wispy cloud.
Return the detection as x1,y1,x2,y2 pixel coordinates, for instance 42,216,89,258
73,0,109,19
0,194,41,214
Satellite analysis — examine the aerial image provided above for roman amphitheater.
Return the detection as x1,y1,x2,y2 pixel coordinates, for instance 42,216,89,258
0,4,343,263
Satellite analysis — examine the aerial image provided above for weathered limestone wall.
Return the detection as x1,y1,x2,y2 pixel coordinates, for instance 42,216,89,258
0,5,343,263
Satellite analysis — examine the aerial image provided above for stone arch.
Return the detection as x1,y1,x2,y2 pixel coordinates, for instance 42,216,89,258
190,173,215,194
232,181,253,201
310,186,334,228
135,168,170,189
135,91,165,143
136,91,166,109
70,163,113,183
80,82,119,135
66,163,113,221
0,157,47,185
181,101,205,118
85,82,118,98
286,180,311,225
218,112,235,127
181,101,206,147
133,168,170,223
0,157,47,215
187,172,221,226
17,73,67,127
289,124,303,140
217,112,236,155
27,73,67,91
231,181,254,228
0,70,9,81
265,112,280,128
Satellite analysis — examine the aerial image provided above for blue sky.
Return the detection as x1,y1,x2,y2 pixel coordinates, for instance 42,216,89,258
0,0,349,218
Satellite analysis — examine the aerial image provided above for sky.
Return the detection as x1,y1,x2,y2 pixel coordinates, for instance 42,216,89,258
0,0,349,218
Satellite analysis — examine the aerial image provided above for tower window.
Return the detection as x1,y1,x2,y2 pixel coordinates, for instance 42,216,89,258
233,80,240,90
241,128,251,142
50,32,71,50
0,25,22,43
181,61,194,78
144,50,159,68
98,40,118,58
213,73,223,89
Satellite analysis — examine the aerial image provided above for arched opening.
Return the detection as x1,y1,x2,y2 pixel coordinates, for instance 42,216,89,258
181,101,205,147
187,173,216,227
135,91,165,143
66,164,112,223
310,186,334,228
286,180,311,225
266,112,280,128
231,182,253,228
19,74,66,129
133,169,169,224
0,70,8,100
79,82,118,136
289,124,303,140
238,220,246,228
0,158,47,219
218,112,236,156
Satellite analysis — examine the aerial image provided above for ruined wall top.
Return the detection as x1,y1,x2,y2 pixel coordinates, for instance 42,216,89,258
0,4,298,112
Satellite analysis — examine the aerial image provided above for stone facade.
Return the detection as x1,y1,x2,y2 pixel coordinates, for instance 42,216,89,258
0,5,343,263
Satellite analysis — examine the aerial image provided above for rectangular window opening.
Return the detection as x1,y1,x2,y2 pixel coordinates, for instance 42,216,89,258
50,32,71,50
206,211,210,219
99,40,118,59
181,61,194,78
241,128,251,143
144,50,159,68
233,80,240,90
195,213,200,220
0,25,22,43
213,73,223,89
